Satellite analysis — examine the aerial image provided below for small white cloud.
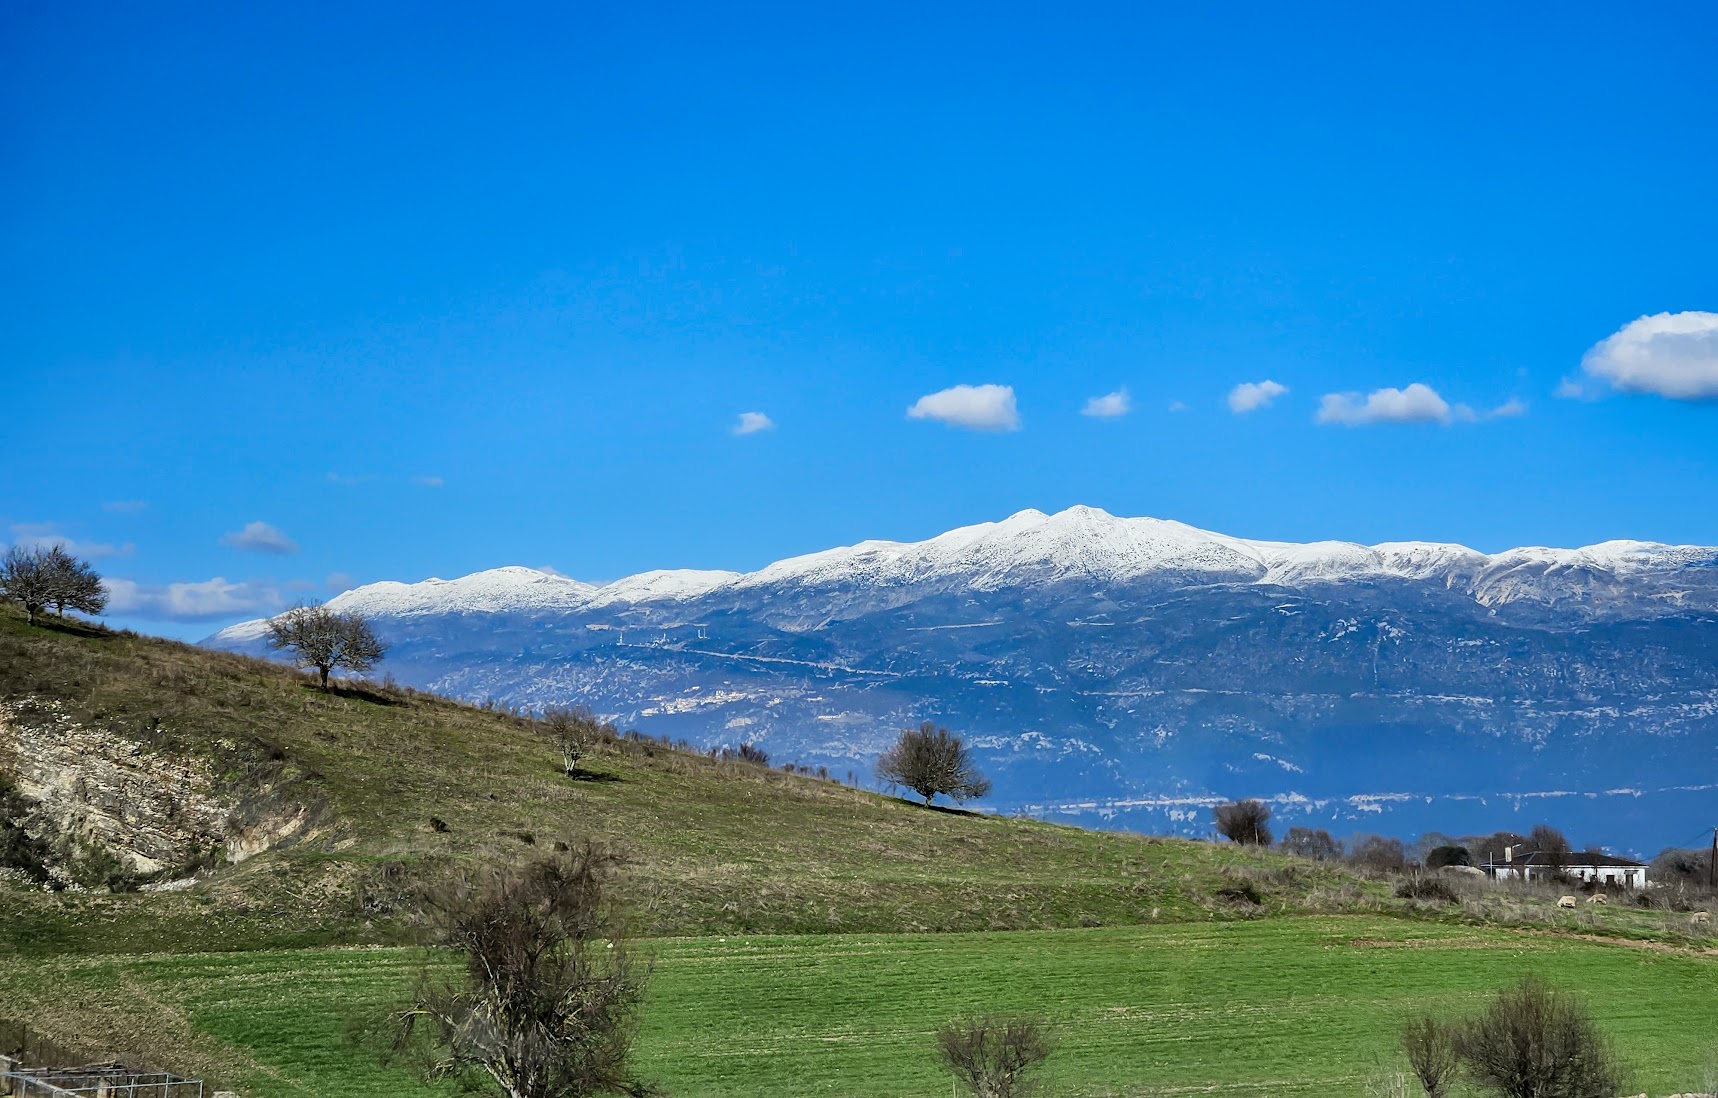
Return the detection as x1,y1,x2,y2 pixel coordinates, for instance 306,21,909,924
1316,383,1466,426
413,475,444,488
1490,398,1529,419
102,500,148,514
1167,400,1188,413
907,384,1021,432
326,472,366,486
1573,311,1718,400
732,411,776,436
1081,389,1132,418
1227,380,1289,414
103,577,286,621
7,523,131,559
221,521,299,554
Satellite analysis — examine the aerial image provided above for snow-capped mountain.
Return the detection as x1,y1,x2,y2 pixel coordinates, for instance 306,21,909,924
207,507,1718,851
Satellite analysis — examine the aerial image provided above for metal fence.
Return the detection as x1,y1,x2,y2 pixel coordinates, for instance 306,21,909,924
0,1058,204,1097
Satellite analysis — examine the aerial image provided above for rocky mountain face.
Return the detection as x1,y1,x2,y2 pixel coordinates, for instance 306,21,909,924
206,507,1718,853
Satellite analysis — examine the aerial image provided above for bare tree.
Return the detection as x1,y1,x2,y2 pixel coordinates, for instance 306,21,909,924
1400,1015,1460,1098
1281,827,1343,861
1456,976,1624,1098
43,546,107,619
1213,799,1273,846
875,722,991,806
0,546,55,625
1349,834,1409,875
1529,824,1572,878
266,602,387,691
395,845,653,1098
543,707,606,776
935,1015,1054,1098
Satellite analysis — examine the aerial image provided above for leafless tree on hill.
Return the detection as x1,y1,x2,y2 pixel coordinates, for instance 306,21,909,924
1213,799,1273,846
265,602,387,691
543,707,607,775
1281,826,1343,861
0,546,55,625
1529,824,1572,876
44,545,108,619
875,722,991,806
935,1015,1054,1098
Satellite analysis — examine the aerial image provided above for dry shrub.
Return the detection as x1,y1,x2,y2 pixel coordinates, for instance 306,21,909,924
935,1015,1054,1098
1456,976,1624,1098
1394,875,1460,904
1401,1015,1460,1098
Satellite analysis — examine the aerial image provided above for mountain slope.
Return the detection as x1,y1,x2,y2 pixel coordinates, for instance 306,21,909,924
207,507,1718,851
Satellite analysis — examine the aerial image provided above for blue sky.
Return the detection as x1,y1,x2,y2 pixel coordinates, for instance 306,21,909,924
3,3,1716,638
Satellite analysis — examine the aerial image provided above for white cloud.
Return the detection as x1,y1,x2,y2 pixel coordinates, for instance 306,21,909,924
103,577,286,621
1490,398,1529,419
1572,311,1718,400
221,521,299,554
7,523,132,559
1168,400,1188,413
1081,389,1132,418
907,384,1021,431
1227,380,1289,414
1315,383,1471,426
413,475,444,488
732,411,776,436
102,500,148,514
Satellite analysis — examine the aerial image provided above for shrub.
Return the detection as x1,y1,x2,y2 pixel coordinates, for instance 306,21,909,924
543,706,605,775
935,1015,1054,1098
1350,834,1408,875
1401,1015,1460,1098
1281,826,1343,861
1455,976,1624,1098
1212,799,1273,846
1394,875,1460,904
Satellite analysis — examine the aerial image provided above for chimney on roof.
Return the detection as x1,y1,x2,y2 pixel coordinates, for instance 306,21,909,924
1504,845,1514,863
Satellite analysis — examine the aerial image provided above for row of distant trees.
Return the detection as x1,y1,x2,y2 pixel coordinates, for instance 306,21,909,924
0,545,107,625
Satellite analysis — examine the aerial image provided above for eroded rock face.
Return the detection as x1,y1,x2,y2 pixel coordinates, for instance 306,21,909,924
2,699,240,874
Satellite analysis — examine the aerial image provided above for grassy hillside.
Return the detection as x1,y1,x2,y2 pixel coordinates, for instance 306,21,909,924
4,918,1716,1097
0,605,1362,953
5,607,1718,1096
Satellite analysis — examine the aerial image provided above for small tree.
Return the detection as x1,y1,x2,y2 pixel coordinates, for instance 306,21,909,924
1350,834,1409,875
1401,1015,1461,1098
935,1015,1054,1098
1529,824,1572,877
875,722,991,806
266,602,387,691
1426,845,1472,870
544,707,605,776
1281,827,1343,861
43,545,108,619
396,845,652,1098
0,546,55,625
1456,976,1624,1098
1213,799,1272,846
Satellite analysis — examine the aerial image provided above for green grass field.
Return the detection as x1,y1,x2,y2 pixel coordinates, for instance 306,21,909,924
5,916,1716,1097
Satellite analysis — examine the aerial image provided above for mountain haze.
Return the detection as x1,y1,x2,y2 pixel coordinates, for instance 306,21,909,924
209,507,1718,851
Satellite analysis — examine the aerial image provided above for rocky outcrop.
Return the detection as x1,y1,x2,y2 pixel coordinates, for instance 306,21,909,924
0,698,305,878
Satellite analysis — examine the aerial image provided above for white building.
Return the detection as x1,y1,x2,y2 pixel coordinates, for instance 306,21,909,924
1482,847,1648,889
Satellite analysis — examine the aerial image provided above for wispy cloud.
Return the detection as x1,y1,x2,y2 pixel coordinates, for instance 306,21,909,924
221,521,299,554
1566,311,1718,401
102,500,148,515
103,577,287,621
1167,400,1188,413
6,523,132,559
1490,398,1529,418
732,411,776,436
907,384,1021,432
326,472,367,486
1227,380,1289,414
1081,389,1132,419
413,475,445,487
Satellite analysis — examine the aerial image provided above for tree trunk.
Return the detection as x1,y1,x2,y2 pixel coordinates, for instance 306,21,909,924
319,666,331,691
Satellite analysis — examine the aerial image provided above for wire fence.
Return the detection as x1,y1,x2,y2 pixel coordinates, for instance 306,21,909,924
0,1024,204,1097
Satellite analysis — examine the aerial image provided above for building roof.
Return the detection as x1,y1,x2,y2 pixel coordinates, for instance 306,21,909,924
1488,849,1647,869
